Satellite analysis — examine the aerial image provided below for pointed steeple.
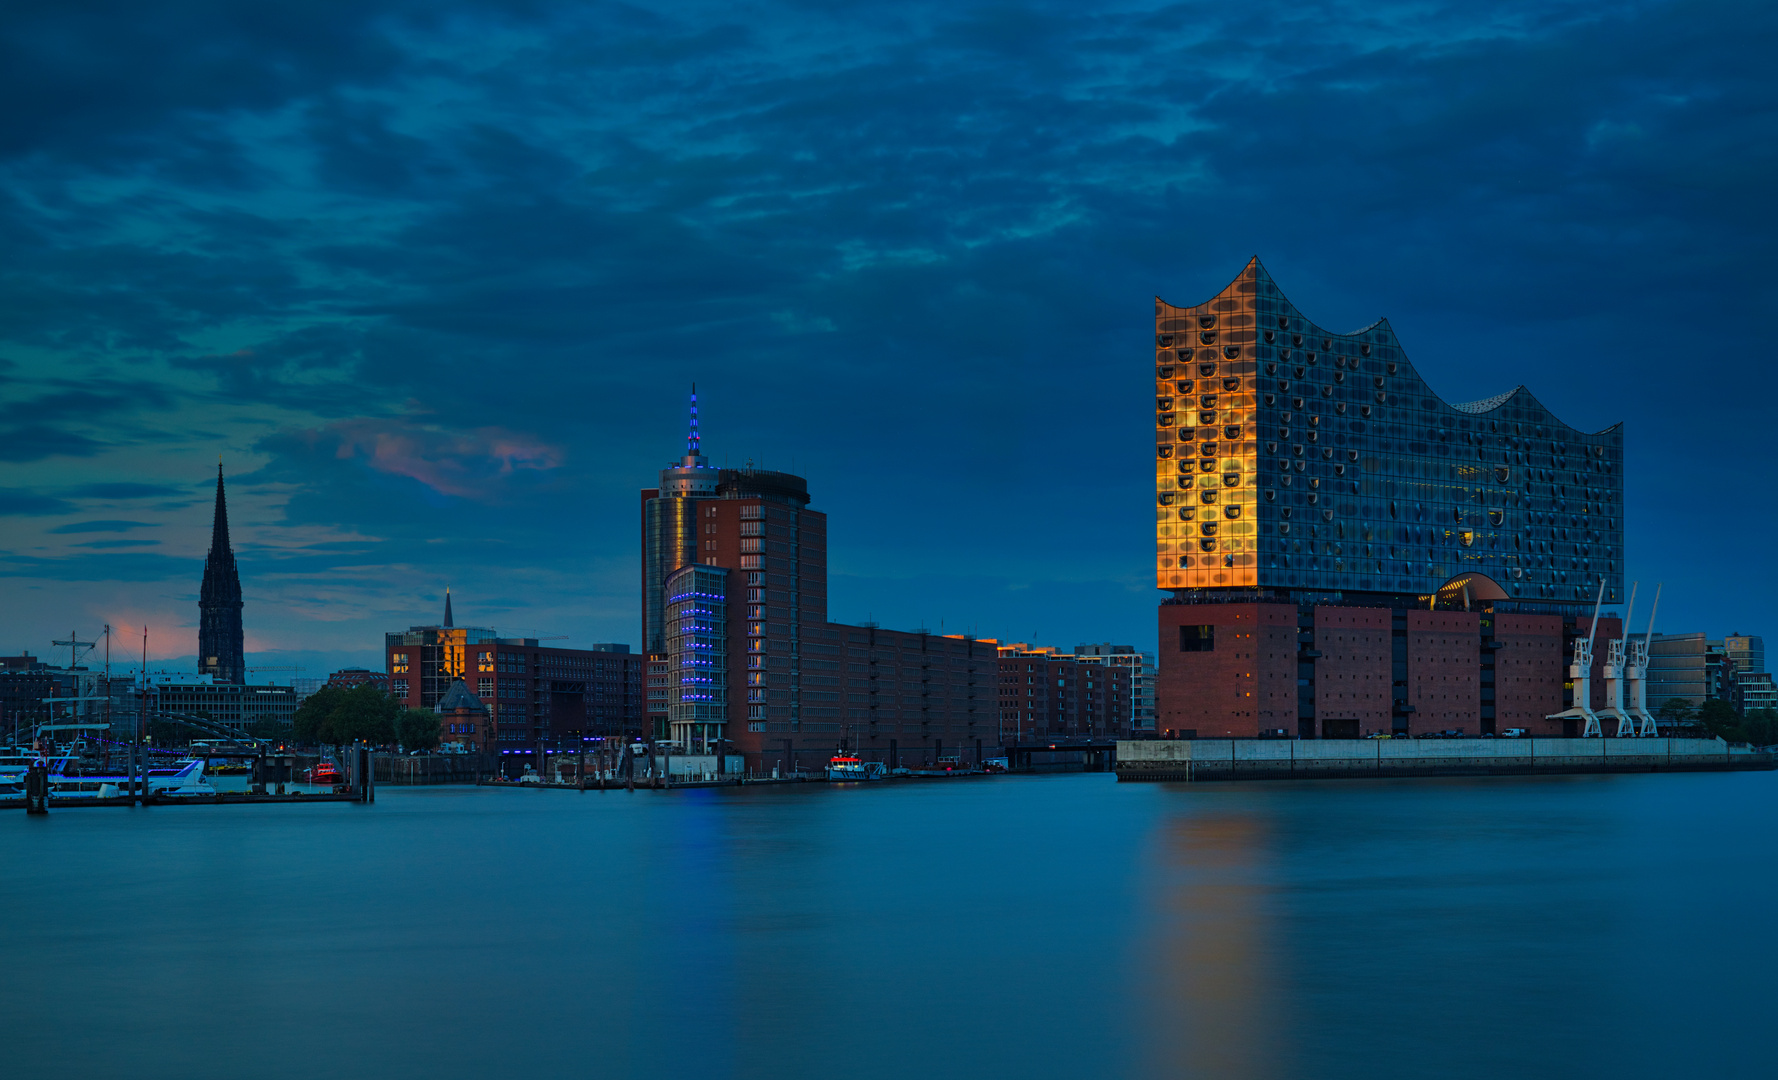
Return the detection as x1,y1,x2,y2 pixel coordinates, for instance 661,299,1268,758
209,461,231,557
198,461,245,685
443,587,454,628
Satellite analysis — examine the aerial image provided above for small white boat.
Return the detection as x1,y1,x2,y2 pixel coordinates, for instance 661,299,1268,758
826,756,886,781
0,754,213,798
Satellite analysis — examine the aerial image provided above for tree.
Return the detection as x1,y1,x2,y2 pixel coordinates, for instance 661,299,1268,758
1657,698,1695,726
1698,698,1743,741
291,683,398,747
292,685,347,745
1742,708,1778,747
330,683,398,746
397,709,441,753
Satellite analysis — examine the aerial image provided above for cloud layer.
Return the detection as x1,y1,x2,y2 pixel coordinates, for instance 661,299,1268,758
0,0,1772,666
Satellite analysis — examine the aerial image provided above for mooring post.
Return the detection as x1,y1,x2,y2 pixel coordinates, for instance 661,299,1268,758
25,761,49,814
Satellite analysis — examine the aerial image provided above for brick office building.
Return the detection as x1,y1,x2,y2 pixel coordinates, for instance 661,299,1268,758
385,595,643,760
1152,260,1632,738
326,668,390,692
642,395,1000,772
996,644,1135,744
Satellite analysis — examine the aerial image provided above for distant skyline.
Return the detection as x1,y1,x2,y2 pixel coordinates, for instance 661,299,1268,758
2,0,1774,669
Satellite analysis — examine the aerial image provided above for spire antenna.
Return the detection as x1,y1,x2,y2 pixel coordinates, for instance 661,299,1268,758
443,586,454,628
688,382,700,456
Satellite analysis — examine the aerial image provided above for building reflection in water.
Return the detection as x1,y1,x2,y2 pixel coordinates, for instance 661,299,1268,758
1141,808,1283,1080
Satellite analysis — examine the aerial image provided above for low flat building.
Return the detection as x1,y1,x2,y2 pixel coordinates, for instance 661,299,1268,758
152,681,298,732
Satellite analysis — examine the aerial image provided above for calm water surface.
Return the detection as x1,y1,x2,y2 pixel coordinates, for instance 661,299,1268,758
3,772,1773,1079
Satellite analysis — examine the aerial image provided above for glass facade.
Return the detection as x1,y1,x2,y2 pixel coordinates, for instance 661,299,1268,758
643,495,699,653
1156,259,1624,605
664,562,730,752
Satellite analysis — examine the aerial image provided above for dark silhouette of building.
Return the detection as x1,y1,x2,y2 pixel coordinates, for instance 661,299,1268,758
198,464,245,684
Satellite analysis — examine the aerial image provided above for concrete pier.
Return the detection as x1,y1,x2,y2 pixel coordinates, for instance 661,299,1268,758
1115,737,1777,782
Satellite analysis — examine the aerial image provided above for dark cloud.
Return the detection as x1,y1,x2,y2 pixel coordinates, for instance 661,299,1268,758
0,423,107,461
0,0,1771,647
69,538,160,548
49,519,161,533
0,489,73,516
0,551,195,582
65,482,189,500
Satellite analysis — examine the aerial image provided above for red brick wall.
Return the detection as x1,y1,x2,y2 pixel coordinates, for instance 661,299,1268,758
1157,603,1296,737
1493,613,1564,734
1406,610,1480,734
1312,606,1391,735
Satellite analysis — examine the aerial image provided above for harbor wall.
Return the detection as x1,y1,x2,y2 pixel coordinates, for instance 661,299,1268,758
1114,738,1776,782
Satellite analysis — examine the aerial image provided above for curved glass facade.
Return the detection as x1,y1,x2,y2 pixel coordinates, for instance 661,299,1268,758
1156,259,1624,604
665,562,729,752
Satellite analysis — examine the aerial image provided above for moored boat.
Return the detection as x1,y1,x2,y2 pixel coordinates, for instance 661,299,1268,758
826,755,886,781
0,754,213,798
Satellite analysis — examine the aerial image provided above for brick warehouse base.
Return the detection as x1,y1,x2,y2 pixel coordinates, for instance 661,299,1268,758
1158,600,1624,740
1114,738,1776,782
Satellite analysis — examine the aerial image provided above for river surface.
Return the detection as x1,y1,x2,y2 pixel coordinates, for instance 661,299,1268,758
2,771,1773,1079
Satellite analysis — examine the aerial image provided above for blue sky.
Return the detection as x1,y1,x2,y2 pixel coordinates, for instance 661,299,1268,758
1,0,1773,677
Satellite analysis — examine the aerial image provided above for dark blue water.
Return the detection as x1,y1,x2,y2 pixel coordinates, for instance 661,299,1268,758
3,772,1773,1079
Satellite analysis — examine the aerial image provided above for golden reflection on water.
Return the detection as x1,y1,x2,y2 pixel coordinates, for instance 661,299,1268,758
1142,808,1281,1080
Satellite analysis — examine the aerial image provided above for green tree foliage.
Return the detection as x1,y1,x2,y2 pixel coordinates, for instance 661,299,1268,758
1699,701,1778,746
396,709,441,752
292,685,345,745
1742,708,1778,747
291,684,399,747
1657,698,1695,725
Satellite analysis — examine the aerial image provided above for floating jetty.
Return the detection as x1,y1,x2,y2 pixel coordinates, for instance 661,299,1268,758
1114,737,1777,783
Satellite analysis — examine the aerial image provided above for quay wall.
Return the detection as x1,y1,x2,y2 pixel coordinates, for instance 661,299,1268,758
1114,738,1776,782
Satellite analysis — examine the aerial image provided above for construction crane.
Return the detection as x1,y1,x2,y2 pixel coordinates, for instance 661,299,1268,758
51,631,97,671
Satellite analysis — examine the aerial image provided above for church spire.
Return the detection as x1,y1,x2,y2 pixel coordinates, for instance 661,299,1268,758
443,586,454,628
209,461,231,557
198,461,245,685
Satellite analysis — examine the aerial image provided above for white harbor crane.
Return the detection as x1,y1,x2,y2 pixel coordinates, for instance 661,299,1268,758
1547,579,1607,737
